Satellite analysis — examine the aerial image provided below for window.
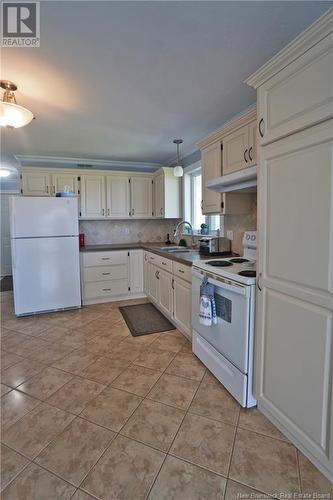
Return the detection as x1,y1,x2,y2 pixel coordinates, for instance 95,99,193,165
184,168,221,235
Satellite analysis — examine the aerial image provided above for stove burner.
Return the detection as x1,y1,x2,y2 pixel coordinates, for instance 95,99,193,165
238,270,256,278
229,258,249,263
207,260,233,267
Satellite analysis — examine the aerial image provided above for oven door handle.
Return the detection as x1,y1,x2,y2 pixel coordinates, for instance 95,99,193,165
192,270,249,296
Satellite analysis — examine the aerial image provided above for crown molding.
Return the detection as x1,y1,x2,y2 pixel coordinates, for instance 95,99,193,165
14,155,163,172
245,7,333,89
196,105,257,150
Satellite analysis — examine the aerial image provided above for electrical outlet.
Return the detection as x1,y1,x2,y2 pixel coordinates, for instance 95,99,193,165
226,230,233,240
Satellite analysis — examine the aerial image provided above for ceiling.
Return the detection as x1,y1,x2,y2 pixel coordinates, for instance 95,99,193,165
1,0,332,171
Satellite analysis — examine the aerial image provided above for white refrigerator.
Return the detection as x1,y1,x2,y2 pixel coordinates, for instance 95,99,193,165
9,196,81,316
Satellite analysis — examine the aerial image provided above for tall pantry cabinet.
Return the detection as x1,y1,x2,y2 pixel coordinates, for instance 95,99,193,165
246,9,333,481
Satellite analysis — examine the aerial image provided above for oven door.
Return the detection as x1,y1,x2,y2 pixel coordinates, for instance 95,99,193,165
192,269,251,373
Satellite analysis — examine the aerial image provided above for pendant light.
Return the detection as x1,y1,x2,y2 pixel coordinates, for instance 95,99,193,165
0,81,34,128
173,139,183,177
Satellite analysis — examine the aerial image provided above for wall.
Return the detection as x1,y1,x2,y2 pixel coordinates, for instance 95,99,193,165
224,193,257,255
79,219,180,245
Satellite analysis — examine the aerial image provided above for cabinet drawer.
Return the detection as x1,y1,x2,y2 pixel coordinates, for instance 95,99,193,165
148,252,173,273
83,265,128,282
83,250,128,267
173,262,192,283
84,279,128,299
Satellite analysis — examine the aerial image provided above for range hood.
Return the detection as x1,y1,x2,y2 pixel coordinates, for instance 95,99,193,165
207,166,257,193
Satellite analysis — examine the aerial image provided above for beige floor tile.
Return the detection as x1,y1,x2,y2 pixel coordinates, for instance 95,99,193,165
201,369,221,387
112,364,161,397
298,452,333,495
29,343,74,364
171,413,235,476
2,402,75,459
36,417,115,486
189,381,240,425
37,325,72,344
52,349,98,375
84,335,119,356
47,377,105,414
152,331,187,353
148,455,226,500
224,479,270,499
1,462,75,500
180,340,193,353
148,373,199,410
17,367,73,400
4,336,47,357
1,444,29,491
229,427,299,495
1,390,40,431
81,386,142,432
119,332,160,349
166,352,205,381
1,383,12,396
79,356,130,385
82,435,165,500
238,407,288,441
1,332,30,352
106,342,143,362
134,348,175,371
121,399,185,452
71,490,96,500
1,351,24,370
1,358,46,388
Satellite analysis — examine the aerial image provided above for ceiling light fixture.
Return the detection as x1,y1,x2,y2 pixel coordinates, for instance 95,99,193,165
0,169,11,178
0,80,34,128
173,139,184,178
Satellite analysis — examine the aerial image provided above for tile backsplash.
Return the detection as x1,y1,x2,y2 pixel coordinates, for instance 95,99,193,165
224,194,257,255
79,219,181,245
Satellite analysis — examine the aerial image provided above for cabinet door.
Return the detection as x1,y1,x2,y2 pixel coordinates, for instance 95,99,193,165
148,263,159,303
201,142,222,214
80,175,106,219
257,34,333,146
52,174,78,196
248,120,257,167
173,277,191,337
21,171,51,196
143,252,149,293
154,173,164,217
256,121,333,477
222,125,249,175
106,176,130,218
159,269,173,317
130,177,153,218
129,250,144,294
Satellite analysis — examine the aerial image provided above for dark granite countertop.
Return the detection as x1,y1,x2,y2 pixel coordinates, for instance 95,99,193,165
80,242,235,267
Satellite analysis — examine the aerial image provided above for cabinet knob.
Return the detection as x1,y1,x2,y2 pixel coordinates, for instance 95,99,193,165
258,118,264,138
248,147,253,162
107,208,110,216
257,272,263,291
244,149,248,163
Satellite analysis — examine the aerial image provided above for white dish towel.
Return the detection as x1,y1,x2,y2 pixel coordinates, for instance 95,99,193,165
199,277,217,326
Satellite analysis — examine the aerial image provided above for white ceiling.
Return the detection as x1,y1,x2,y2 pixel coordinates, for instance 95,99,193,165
1,0,332,170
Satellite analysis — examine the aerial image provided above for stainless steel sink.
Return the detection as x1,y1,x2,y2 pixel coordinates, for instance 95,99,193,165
158,246,192,253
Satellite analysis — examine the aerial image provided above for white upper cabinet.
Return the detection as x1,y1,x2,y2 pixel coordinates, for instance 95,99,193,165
130,176,153,218
21,171,51,196
106,175,130,218
252,32,333,145
223,119,257,175
80,175,106,219
201,141,222,214
53,173,79,196
153,167,181,219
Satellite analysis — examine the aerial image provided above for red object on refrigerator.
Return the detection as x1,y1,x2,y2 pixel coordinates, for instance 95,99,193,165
79,233,85,247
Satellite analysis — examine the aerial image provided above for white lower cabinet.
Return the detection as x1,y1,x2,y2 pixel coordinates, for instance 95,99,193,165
173,277,191,337
129,250,144,294
146,252,192,339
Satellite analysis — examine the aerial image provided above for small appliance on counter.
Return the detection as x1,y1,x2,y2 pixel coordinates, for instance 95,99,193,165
199,236,231,256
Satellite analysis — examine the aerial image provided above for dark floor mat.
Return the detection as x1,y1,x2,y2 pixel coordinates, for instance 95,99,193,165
1,276,13,292
119,302,176,337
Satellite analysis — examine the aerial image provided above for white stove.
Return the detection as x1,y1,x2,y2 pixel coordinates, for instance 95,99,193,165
191,231,257,408
193,231,257,285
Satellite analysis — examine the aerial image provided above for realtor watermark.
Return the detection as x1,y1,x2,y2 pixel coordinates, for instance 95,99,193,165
1,1,40,47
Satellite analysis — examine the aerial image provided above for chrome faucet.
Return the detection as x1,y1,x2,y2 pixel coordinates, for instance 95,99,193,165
174,220,195,248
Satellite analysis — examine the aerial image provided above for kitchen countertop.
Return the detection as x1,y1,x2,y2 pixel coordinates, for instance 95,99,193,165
80,242,235,267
